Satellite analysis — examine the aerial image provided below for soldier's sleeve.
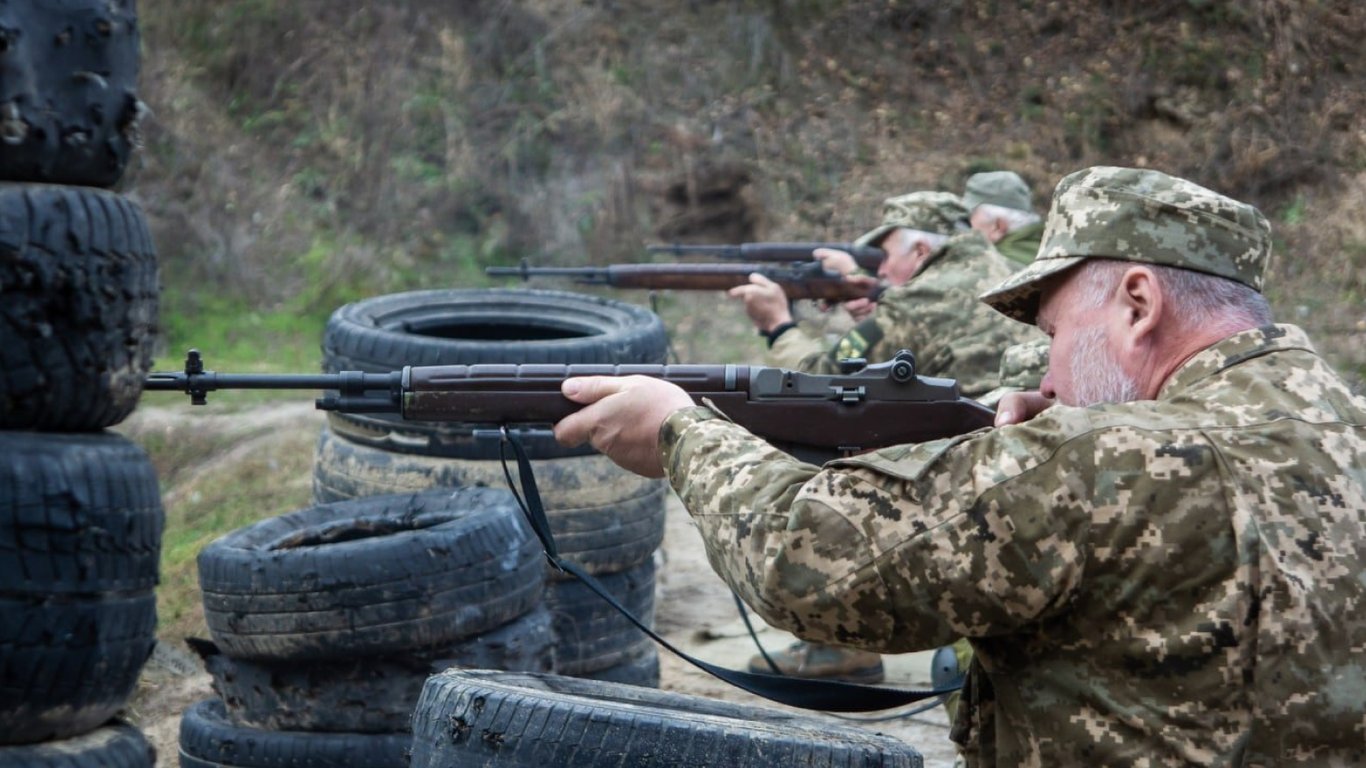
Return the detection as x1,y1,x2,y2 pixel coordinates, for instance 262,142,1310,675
766,324,836,372
659,405,1089,653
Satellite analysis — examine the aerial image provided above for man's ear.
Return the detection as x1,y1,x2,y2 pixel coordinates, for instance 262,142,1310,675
992,218,1009,241
1116,266,1162,346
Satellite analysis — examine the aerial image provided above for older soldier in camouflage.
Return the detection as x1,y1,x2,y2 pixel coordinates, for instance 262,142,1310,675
554,166,1366,766
963,170,1044,267
734,191,1043,399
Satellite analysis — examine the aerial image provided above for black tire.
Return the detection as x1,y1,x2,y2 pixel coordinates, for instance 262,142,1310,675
0,592,156,745
0,721,155,767
0,183,158,431
548,557,656,676
177,699,409,768
0,430,163,595
411,670,925,768
313,425,668,575
320,288,668,460
196,489,545,661
578,644,660,688
196,605,556,734
0,1,143,187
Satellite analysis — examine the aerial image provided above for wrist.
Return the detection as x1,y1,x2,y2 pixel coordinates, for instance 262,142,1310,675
760,321,798,347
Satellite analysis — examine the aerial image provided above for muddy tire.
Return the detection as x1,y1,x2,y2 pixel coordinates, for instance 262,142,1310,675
549,558,656,676
178,699,409,768
0,721,155,767
320,288,668,460
313,424,668,575
0,430,163,595
0,1,143,187
578,645,660,688
197,488,544,661
0,183,158,431
195,606,556,734
410,670,925,767
0,592,156,745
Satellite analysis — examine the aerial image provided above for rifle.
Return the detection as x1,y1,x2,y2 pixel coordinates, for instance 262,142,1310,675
144,349,994,464
647,242,885,272
485,260,881,303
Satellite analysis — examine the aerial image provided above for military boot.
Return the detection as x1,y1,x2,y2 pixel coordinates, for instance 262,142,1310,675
747,641,884,684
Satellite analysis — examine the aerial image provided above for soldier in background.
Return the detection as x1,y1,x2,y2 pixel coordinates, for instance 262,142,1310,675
963,171,1043,267
726,192,1044,683
553,166,1366,765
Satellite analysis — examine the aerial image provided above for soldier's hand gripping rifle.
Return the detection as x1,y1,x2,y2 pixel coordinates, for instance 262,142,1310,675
647,242,886,272
484,260,882,303
144,349,994,464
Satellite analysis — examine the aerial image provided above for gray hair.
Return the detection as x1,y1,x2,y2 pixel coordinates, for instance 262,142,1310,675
1075,259,1273,328
975,202,1041,233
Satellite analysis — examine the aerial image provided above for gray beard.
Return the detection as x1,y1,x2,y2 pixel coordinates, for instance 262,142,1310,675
1068,325,1141,407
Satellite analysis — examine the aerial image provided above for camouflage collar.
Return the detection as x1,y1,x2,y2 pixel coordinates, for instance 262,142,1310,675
1158,324,1316,399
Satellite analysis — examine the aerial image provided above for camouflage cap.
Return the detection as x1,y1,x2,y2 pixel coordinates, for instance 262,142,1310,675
979,166,1272,324
963,171,1032,213
854,191,968,248
977,337,1050,407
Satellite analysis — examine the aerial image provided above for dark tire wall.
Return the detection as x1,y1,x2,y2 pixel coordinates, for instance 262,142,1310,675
0,430,164,595
548,557,656,675
197,606,556,734
312,424,667,576
410,670,925,768
0,0,143,187
0,592,156,745
579,644,660,688
177,700,410,768
0,721,156,768
320,288,669,460
196,489,545,661
0,183,159,431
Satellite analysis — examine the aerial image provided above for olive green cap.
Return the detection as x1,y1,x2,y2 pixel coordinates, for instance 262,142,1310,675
963,171,1033,213
854,191,968,248
979,166,1272,324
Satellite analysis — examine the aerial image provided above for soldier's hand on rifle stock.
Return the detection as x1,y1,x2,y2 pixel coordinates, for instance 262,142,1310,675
812,247,859,276
993,390,1054,428
728,273,794,334
555,376,694,478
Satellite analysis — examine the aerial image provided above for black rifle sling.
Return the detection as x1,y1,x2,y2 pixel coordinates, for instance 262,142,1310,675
498,431,961,713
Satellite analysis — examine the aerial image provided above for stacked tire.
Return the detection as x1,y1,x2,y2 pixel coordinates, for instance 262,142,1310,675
311,289,671,686
181,488,551,768
0,3,158,763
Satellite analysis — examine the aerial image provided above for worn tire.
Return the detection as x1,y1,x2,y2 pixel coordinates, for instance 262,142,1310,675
197,489,544,661
0,430,163,595
0,1,143,187
577,644,660,688
0,721,155,767
549,557,656,676
411,670,924,767
0,592,156,745
196,605,556,734
0,183,158,430
177,699,409,768
313,424,668,575
320,288,668,460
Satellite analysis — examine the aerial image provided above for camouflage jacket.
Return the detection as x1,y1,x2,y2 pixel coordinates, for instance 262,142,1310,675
994,220,1044,266
661,324,1366,767
769,230,1043,397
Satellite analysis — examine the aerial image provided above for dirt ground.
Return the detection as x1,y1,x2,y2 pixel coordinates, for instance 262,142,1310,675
127,476,960,767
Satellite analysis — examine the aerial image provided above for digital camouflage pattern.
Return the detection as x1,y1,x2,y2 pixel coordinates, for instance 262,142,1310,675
853,190,967,248
981,166,1273,324
774,230,1043,397
661,324,1366,767
976,337,1050,407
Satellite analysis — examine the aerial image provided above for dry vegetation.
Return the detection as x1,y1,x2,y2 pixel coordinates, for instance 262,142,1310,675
127,0,1365,382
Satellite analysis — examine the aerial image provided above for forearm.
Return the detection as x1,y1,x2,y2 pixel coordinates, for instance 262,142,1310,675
659,407,919,650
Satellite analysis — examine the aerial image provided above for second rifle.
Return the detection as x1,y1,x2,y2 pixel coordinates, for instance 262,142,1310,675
485,260,881,302
647,242,885,271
